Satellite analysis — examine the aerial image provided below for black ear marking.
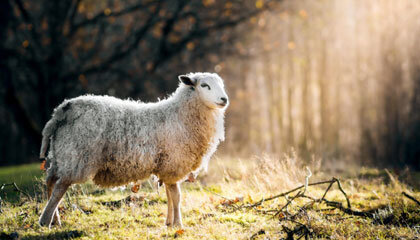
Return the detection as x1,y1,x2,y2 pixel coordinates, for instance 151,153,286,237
178,75,196,86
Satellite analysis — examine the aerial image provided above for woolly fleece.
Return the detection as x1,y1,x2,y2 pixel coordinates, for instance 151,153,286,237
40,73,226,186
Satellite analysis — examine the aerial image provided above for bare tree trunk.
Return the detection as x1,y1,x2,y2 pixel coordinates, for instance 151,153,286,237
257,61,272,152
286,21,295,148
263,53,280,154
300,22,312,157
318,38,328,151
355,6,371,164
275,55,285,154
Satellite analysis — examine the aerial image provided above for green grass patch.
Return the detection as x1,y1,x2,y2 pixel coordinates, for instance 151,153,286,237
0,163,43,202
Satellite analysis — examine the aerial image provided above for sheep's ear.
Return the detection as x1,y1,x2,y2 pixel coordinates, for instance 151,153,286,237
179,75,196,86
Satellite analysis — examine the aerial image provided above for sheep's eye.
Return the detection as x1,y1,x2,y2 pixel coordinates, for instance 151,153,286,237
201,83,211,90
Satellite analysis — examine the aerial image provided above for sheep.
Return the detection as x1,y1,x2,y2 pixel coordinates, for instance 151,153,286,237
38,72,229,228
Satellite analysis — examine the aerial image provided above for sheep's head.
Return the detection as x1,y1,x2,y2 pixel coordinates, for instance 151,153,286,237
179,72,229,109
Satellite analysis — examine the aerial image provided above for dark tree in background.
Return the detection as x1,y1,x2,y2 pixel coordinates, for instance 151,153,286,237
0,0,274,166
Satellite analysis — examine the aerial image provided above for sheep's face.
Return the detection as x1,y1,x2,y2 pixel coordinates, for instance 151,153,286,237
179,73,229,109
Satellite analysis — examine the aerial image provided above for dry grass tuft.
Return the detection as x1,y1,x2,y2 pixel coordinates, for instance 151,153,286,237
202,151,322,194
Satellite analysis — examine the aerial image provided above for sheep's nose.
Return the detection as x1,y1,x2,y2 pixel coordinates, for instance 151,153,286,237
220,97,227,103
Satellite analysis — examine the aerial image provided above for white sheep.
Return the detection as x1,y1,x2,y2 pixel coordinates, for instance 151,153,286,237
38,72,228,228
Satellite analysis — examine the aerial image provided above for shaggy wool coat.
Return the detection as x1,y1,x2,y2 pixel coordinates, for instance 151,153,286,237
40,83,225,186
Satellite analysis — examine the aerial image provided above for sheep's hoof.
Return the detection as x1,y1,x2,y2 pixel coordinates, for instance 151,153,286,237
51,219,61,227
173,221,183,228
39,217,51,228
165,216,173,227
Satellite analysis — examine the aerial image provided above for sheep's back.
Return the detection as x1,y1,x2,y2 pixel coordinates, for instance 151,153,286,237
52,96,158,185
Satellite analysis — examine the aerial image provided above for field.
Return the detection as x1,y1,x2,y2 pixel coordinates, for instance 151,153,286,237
0,156,419,239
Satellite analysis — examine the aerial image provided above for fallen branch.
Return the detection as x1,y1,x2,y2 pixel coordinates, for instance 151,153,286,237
249,229,265,240
320,181,334,201
223,175,397,238
202,187,232,201
335,178,351,208
274,190,302,218
286,225,309,240
241,177,350,210
0,182,32,201
282,221,312,240
220,173,418,238
238,176,397,225
321,199,374,218
402,191,420,206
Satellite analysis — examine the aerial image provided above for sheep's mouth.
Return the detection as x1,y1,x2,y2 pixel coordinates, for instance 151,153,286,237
216,102,227,107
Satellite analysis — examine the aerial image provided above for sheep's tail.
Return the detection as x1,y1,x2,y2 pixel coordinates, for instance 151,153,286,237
39,121,54,159
40,101,72,159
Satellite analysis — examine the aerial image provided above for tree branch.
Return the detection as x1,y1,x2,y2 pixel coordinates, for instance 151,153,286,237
150,8,264,72
69,1,157,37
64,2,163,80
157,1,189,59
13,0,31,23
12,0,42,56
67,0,82,31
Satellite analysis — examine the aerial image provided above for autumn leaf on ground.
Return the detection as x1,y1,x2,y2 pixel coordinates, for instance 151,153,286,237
131,184,140,193
174,229,185,238
220,196,243,206
220,199,232,206
277,212,286,219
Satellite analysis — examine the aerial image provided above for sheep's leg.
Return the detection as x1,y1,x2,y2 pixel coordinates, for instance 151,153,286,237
165,184,174,226
168,182,183,228
39,179,70,228
46,175,61,226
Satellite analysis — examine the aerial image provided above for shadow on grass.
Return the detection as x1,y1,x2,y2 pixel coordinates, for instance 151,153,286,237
358,168,420,190
0,163,44,203
1,230,84,240
22,230,84,240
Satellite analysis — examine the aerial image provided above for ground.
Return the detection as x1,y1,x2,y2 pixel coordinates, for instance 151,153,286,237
0,156,419,239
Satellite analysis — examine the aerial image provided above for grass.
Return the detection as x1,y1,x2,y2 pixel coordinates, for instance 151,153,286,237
0,156,419,239
0,163,43,202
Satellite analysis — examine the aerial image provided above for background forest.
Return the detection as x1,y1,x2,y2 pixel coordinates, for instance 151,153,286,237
226,0,420,170
1,0,419,170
